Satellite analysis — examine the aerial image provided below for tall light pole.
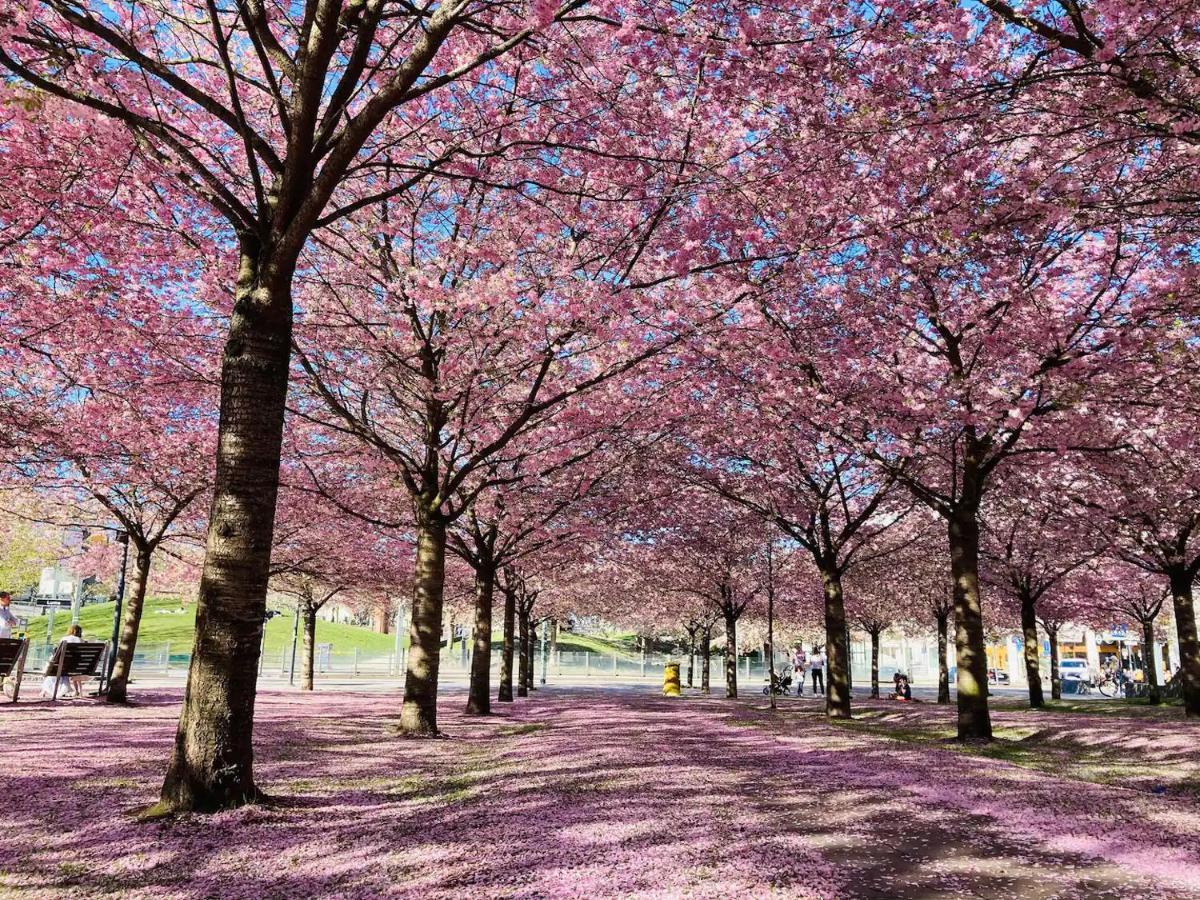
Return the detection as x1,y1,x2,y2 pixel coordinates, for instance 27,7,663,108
104,530,131,691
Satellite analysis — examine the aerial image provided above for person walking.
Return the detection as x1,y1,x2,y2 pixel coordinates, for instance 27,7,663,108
810,646,825,695
0,592,17,639
792,645,807,696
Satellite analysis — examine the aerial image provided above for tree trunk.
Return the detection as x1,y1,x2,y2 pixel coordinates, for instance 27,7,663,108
301,603,317,692
701,625,712,693
526,617,537,691
158,267,291,814
465,566,494,716
1019,591,1044,709
723,610,738,698
869,629,880,699
1169,567,1200,717
948,511,992,741
517,610,530,697
686,631,696,688
819,567,852,719
936,613,951,704
498,584,516,702
1141,618,1160,704
399,512,448,735
106,547,152,704
766,587,776,710
1047,629,1061,700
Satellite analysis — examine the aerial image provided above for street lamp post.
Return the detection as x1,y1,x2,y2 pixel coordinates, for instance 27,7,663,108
103,530,131,692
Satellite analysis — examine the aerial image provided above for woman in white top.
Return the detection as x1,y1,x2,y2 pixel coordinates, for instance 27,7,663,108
41,625,84,699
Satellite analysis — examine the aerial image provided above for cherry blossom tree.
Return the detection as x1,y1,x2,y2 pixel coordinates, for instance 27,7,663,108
1090,559,1171,704
981,467,1104,708
2,0,766,808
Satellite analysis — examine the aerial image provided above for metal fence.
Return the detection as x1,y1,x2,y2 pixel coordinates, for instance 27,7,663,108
29,639,923,688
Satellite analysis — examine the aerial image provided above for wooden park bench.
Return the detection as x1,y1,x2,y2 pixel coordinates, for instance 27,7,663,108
44,641,108,701
0,637,30,702
7,640,109,703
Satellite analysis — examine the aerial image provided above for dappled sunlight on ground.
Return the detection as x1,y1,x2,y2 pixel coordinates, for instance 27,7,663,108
1,688,1197,898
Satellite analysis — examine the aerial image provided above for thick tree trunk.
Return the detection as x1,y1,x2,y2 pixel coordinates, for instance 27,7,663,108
498,585,516,703
869,630,880,699
399,513,448,735
936,613,951,704
301,604,317,692
948,511,992,741
517,611,530,696
723,610,738,698
701,625,712,693
1169,567,1200,717
158,268,291,814
1141,618,1160,704
819,568,852,719
1048,629,1062,700
465,567,494,716
1019,592,1044,708
106,548,152,704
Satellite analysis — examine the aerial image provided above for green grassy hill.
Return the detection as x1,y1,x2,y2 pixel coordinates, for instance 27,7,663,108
20,598,646,660
20,597,400,656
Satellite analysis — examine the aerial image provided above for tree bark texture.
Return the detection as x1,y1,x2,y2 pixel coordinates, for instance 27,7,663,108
159,267,291,813
936,613,951,705
400,513,448,735
517,610,530,697
723,610,738,699
301,603,317,692
1019,592,1044,709
106,547,153,705
820,568,853,719
465,567,495,716
869,630,880,699
948,512,992,741
1169,567,1200,717
1048,629,1062,701
498,584,516,703
1141,618,1160,704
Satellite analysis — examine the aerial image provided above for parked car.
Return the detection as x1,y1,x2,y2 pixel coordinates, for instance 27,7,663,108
1058,658,1092,682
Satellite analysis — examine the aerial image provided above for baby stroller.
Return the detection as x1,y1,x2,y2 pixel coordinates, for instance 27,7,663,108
763,668,793,696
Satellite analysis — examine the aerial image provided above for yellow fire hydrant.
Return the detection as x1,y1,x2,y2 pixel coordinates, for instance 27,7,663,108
663,662,682,697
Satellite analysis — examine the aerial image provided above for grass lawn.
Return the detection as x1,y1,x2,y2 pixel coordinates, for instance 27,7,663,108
19,597,400,656
19,599,639,660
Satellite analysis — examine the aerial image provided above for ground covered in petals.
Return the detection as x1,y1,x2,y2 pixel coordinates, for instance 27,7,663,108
2,688,1198,899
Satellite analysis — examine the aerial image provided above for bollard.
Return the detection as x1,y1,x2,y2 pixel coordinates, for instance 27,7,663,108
663,662,681,697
